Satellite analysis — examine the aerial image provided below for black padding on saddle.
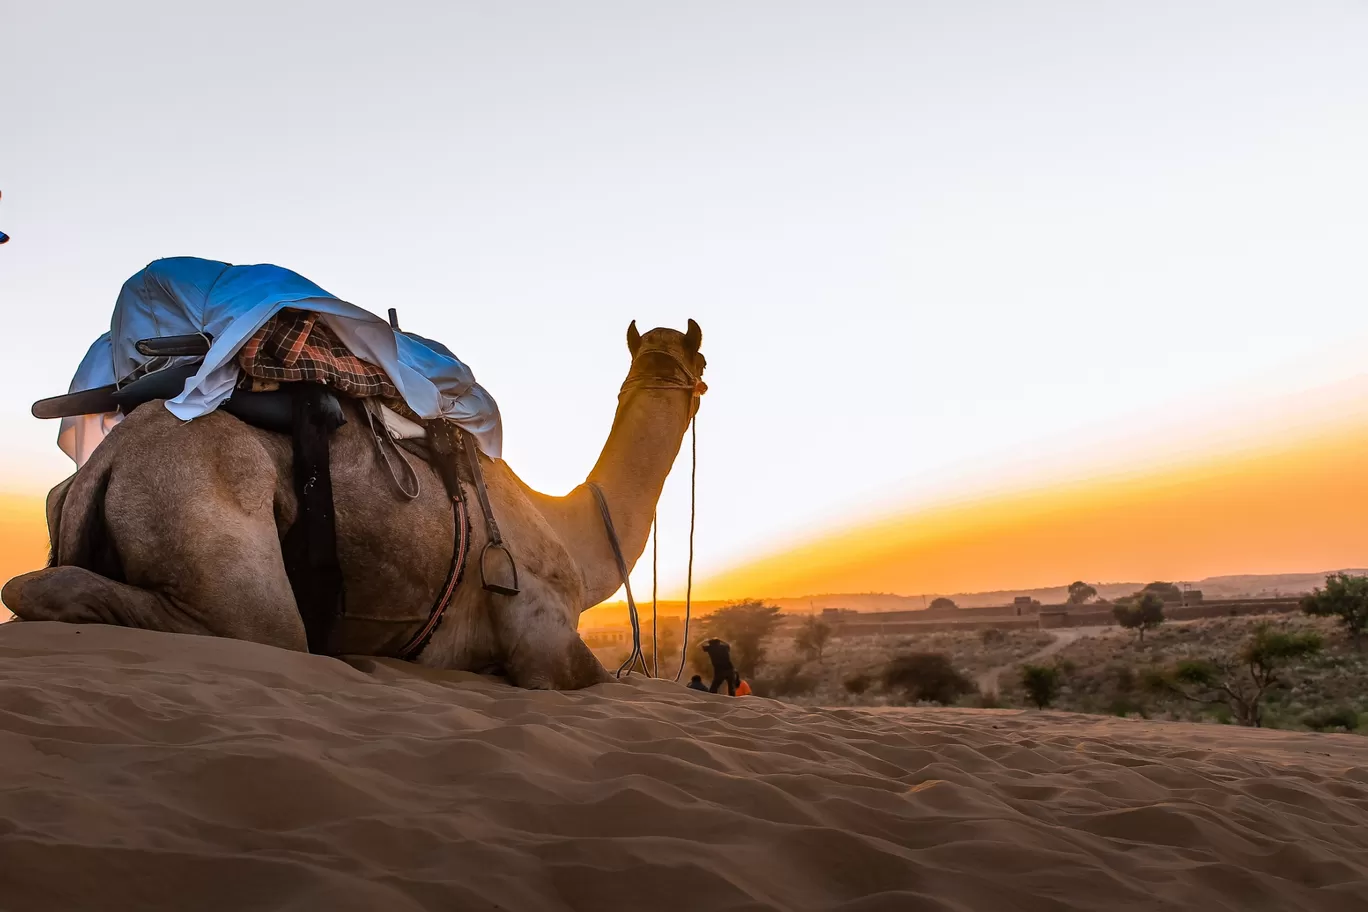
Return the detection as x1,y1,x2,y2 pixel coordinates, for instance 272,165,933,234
223,386,346,435
135,334,212,358
280,383,346,654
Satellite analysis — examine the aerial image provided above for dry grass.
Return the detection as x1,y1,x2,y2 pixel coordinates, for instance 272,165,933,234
752,627,1052,707
751,614,1368,732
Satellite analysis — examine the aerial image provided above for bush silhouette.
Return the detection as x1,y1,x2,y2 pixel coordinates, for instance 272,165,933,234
794,616,833,663
880,652,975,705
1020,664,1061,709
1302,707,1359,732
1114,593,1165,641
755,663,818,698
1067,581,1098,605
1301,573,1368,651
1148,625,1321,727
843,672,873,695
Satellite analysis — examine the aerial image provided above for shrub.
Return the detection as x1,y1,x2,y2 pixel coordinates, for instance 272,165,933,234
1302,707,1360,733
881,652,976,705
794,616,833,663
1148,625,1322,727
843,672,873,695
1020,664,1061,709
1106,697,1146,718
979,628,1006,646
1301,573,1368,652
754,663,818,699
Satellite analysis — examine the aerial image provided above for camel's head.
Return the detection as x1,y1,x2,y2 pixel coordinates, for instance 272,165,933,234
623,319,707,416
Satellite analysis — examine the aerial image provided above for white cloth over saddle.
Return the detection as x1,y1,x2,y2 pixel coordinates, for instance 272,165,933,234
59,257,503,467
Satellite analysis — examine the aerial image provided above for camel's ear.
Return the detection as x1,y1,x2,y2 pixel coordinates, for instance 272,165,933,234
684,319,702,354
627,320,642,357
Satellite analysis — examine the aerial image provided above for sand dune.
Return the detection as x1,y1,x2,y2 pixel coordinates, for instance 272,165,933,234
1,622,1366,911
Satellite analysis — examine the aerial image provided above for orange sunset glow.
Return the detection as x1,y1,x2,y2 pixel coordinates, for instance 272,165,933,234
0,494,48,596
697,416,1368,600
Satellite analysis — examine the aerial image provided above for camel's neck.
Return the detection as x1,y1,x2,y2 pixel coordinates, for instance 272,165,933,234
537,385,693,608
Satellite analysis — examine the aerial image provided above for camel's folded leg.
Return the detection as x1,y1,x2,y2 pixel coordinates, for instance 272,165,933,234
5,566,204,634
2,565,306,651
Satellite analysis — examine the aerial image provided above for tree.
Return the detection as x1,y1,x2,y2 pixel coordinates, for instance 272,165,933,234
1020,664,1061,709
695,601,783,676
1301,573,1368,651
880,652,975,705
1067,581,1098,605
794,616,833,663
927,597,958,612
1147,625,1321,727
1113,592,1165,641
1140,581,1183,603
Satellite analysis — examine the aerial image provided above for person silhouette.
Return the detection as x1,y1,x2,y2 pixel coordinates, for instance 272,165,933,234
701,638,737,695
686,674,708,692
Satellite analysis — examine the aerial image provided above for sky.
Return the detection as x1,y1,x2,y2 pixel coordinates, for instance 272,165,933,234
2,2,1366,603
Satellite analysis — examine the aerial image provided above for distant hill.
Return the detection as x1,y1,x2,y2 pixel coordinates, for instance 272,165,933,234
580,569,1366,627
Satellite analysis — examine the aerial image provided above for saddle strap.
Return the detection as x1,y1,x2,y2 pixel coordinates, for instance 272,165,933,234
281,383,346,654
458,427,521,596
425,421,520,597
396,495,472,660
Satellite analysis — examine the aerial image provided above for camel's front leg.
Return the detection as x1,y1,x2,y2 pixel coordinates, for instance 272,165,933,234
496,583,612,690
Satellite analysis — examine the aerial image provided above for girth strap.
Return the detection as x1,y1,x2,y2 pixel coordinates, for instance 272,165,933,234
396,494,471,661
281,383,346,654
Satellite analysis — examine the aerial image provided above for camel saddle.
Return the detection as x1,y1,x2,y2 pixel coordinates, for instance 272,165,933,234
30,311,519,657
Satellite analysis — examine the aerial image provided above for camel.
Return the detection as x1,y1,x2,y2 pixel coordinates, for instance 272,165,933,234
2,320,706,690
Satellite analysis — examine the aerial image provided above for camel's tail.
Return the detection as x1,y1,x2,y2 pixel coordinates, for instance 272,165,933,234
50,446,123,583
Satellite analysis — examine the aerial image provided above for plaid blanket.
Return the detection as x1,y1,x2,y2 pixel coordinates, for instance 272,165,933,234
238,308,398,399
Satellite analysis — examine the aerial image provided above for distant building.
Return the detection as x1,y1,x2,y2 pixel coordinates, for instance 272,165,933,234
1013,596,1039,617
1038,607,1069,629
580,628,629,649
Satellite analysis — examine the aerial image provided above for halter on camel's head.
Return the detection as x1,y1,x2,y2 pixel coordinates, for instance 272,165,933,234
620,319,708,414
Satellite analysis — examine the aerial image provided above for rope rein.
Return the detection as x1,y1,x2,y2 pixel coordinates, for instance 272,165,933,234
673,417,696,682
589,481,649,678
592,343,701,681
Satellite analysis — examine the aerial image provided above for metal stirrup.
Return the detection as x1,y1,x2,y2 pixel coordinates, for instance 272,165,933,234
459,427,520,596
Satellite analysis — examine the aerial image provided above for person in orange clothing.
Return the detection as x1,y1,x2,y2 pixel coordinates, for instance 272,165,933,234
734,676,752,697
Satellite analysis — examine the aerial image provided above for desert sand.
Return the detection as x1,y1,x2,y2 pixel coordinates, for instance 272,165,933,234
1,622,1365,912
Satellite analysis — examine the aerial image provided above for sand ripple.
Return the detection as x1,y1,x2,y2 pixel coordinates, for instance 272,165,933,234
1,623,1365,911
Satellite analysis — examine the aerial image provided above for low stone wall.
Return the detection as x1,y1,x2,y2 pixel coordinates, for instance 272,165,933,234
826,597,1303,636
830,617,1041,636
